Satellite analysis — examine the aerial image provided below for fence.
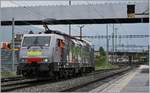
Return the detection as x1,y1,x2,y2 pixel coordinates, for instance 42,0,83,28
1,49,18,72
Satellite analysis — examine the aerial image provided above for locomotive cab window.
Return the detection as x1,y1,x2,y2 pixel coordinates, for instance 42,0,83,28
22,36,51,47
57,39,65,48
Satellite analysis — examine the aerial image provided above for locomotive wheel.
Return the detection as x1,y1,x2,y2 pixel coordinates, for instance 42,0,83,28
55,75,59,81
63,70,68,79
22,72,27,77
51,71,59,81
22,72,31,78
68,69,74,78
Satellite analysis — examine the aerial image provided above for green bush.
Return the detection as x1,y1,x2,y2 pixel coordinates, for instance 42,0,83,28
95,47,118,70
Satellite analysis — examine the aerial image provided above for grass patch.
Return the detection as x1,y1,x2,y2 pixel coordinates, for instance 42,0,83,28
95,63,119,70
1,71,17,78
95,56,119,70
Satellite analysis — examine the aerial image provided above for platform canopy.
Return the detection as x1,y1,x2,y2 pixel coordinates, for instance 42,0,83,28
1,2,149,25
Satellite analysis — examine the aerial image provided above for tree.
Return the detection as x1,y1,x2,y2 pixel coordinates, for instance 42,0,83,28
99,47,106,56
95,47,107,68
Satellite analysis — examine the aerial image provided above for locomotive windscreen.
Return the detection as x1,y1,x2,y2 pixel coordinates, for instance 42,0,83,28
22,36,51,47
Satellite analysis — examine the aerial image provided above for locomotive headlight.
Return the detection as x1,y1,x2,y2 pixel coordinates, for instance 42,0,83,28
21,58,25,62
44,58,49,62
20,58,26,62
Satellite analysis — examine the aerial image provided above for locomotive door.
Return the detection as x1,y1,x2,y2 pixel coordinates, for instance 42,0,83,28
54,39,65,62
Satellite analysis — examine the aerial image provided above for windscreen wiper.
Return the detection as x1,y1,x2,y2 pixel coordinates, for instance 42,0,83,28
27,45,31,49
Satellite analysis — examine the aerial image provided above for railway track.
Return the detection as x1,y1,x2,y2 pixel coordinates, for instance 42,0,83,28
1,77,53,92
1,67,131,92
1,76,23,82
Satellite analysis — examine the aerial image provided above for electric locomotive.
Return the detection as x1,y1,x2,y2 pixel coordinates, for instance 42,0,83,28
17,29,95,78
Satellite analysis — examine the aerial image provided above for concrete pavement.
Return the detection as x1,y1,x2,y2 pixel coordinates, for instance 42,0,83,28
90,65,149,93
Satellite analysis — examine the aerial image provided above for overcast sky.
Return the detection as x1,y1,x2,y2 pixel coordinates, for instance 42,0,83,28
1,0,149,51
1,0,148,7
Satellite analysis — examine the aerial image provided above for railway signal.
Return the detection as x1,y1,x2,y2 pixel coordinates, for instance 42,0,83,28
127,4,135,18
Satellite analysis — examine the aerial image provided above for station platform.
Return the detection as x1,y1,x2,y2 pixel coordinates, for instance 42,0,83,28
90,65,149,93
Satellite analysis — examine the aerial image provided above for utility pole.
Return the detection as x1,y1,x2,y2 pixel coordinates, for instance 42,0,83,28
68,1,72,62
115,29,117,52
79,25,84,40
69,0,71,6
119,34,121,48
106,24,109,64
112,24,115,63
114,28,118,62
12,18,15,71
69,1,71,36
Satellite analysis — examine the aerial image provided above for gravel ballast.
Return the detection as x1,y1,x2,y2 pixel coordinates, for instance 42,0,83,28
11,67,130,92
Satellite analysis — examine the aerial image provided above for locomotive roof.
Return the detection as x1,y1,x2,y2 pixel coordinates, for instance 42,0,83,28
23,30,91,45
44,30,91,44
23,34,53,37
